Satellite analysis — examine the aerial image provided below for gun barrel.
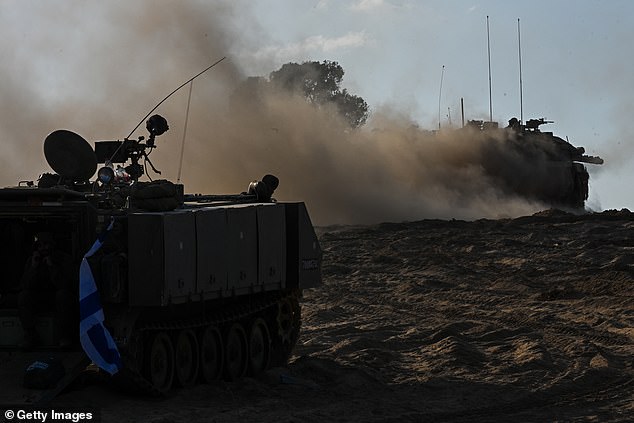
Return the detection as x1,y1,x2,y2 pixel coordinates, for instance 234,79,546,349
183,193,258,203
576,155,604,165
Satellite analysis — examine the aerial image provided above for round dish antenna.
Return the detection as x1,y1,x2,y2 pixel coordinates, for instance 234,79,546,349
44,129,97,181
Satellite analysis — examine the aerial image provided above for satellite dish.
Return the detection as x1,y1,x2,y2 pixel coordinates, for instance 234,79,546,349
44,130,97,181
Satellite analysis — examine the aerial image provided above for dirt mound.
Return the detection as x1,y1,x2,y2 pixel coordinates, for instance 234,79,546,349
53,212,634,422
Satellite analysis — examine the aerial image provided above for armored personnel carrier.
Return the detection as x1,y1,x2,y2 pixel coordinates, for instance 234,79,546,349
0,114,322,401
466,117,603,209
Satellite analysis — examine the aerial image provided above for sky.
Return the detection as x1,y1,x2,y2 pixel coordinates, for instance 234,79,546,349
0,0,632,223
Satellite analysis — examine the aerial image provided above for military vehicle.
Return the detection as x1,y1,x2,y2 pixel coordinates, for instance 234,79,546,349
464,117,603,209
0,113,322,403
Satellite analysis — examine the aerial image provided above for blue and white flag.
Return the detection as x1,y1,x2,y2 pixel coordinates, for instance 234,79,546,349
79,219,122,375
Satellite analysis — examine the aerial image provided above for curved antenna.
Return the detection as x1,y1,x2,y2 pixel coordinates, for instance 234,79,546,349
125,56,226,139
177,81,194,183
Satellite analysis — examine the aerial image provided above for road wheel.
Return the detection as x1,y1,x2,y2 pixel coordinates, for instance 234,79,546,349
223,323,248,381
199,326,224,383
144,331,174,393
174,329,199,387
248,318,271,376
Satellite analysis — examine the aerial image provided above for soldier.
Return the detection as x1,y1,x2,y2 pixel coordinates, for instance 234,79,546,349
507,117,521,132
18,233,77,349
0,222,29,307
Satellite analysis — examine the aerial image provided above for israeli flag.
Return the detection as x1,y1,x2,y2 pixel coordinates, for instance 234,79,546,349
79,219,122,375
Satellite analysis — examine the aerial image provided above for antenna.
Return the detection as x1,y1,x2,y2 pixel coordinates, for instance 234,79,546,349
438,65,445,130
108,57,226,167
487,16,493,122
125,56,226,139
177,81,194,183
518,18,524,124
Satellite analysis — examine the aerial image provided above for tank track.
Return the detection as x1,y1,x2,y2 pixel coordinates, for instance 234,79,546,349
112,289,301,396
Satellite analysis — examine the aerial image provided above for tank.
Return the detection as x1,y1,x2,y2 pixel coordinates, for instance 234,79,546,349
0,114,322,401
465,117,604,209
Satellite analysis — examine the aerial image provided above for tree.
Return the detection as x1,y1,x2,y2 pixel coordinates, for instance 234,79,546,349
333,88,369,129
269,60,369,128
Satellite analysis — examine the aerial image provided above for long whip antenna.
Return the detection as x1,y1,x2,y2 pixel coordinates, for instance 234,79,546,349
177,81,194,183
487,16,493,122
438,65,445,130
518,18,524,124
125,56,226,139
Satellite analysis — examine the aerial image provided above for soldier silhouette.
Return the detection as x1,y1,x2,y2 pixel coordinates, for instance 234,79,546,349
18,232,77,349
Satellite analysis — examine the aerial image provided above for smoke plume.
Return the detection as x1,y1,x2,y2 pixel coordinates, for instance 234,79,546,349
0,1,550,225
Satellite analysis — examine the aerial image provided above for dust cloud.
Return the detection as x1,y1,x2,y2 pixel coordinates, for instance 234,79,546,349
177,90,546,224
0,1,546,225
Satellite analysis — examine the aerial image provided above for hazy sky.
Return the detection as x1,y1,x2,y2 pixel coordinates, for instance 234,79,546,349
1,0,632,218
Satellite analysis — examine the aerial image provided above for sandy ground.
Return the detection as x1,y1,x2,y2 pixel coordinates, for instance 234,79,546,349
53,209,634,422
